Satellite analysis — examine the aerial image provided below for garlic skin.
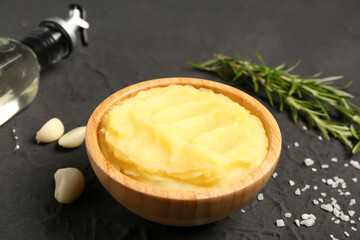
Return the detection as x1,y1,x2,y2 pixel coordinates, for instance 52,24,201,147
58,126,86,148
54,168,85,204
36,118,64,143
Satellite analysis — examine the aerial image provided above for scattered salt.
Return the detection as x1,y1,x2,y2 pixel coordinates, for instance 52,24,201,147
331,157,338,162
321,164,329,169
333,203,341,210
333,208,341,217
294,219,300,227
276,219,285,227
344,163,349,167
257,193,264,201
351,226,357,232
330,234,339,240
349,199,356,206
289,180,295,186
327,179,334,185
294,188,301,196
301,213,316,220
340,212,350,222
318,198,324,203
300,218,315,227
304,158,314,166
344,231,349,237
352,178,358,183
320,192,326,197
313,199,319,205
302,125,308,130
348,210,355,217
334,219,340,224
272,172,278,178
318,135,323,141
301,184,310,192
294,142,299,147
349,160,360,169
311,168,317,172
284,212,292,218
240,209,246,213
313,186,318,190
320,204,333,212
344,192,351,196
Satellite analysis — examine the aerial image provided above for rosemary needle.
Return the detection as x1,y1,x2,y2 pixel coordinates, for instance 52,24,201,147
188,53,360,154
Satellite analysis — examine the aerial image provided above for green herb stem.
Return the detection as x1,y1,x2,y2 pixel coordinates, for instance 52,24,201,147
188,53,360,153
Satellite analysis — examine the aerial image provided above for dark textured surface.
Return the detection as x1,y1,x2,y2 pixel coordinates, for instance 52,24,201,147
1,0,360,239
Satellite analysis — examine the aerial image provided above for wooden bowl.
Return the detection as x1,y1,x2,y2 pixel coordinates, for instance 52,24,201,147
85,77,282,226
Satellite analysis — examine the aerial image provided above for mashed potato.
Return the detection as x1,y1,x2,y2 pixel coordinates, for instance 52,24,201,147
98,85,268,190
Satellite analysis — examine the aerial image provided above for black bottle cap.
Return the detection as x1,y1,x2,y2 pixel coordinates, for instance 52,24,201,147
21,4,89,69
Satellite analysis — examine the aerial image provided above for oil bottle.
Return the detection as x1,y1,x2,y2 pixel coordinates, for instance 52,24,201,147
0,4,89,126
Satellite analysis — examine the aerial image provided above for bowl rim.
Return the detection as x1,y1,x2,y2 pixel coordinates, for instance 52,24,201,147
85,77,282,200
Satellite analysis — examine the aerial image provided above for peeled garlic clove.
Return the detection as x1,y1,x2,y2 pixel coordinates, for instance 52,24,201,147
58,126,86,148
54,168,85,204
36,118,64,143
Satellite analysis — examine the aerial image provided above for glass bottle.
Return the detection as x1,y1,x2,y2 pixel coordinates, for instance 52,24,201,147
0,4,89,126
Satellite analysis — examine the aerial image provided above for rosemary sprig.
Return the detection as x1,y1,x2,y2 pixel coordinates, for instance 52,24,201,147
188,53,360,154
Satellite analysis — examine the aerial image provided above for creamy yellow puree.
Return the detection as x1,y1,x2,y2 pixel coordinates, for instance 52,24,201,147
98,85,268,190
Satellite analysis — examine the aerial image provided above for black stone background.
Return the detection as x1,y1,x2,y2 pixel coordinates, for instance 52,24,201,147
1,0,360,239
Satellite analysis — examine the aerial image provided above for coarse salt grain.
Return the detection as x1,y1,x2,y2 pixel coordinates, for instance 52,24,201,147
352,178,358,183
313,199,319,205
240,209,246,213
295,219,300,227
327,179,334,185
301,184,310,192
349,160,360,169
344,163,349,167
333,203,340,210
289,180,295,186
321,164,329,169
349,199,356,206
272,172,278,178
257,193,264,201
311,168,317,172
318,135,323,140
350,220,355,224
351,227,357,232
330,234,339,240
276,219,285,227
320,204,333,212
284,212,292,218
294,142,299,147
304,158,314,166
334,219,340,224
340,212,350,222
318,198,324,203
348,210,355,217
300,218,315,227
313,186,318,190
333,208,341,217
295,188,301,196
320,192,326,197
344,231,349,237
331,157,338,162
303,125,308,130
344,192,351,196
301,213,316,220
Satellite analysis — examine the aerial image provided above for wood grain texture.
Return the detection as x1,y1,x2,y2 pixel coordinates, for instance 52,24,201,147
85,77,282,226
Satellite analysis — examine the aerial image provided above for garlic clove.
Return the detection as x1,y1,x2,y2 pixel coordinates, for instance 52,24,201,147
58,126,86,148
36,118,65,143
54,167,85,204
